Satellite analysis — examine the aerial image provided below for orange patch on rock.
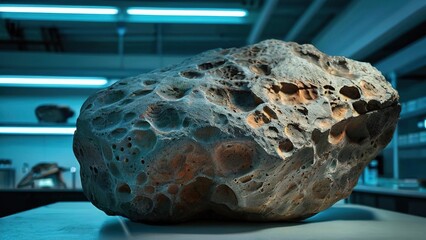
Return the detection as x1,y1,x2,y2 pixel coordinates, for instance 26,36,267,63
213,140,255,175
148,141,213,186
180,177,213,205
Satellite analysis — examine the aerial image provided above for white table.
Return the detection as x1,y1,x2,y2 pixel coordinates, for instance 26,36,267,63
1,202,425,240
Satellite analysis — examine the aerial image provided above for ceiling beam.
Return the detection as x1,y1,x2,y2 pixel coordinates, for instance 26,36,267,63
375,35,426,76
284,0,326,41
247,0,278,44
0,52,187,79
313,0,426,59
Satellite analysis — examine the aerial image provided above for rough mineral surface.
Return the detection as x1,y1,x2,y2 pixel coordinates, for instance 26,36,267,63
73,40,400,222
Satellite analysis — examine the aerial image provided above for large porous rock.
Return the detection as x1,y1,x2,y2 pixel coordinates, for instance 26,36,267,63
73,40,399,222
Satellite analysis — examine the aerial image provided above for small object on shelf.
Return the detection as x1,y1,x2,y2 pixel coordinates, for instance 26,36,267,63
420,131,426,143
70,166,77,189
406,100,417,113
35,104,74,123
418,178,426,189
364,160,379,186
416,118,426,129
17,162,68,189
22,162,29,174
0,159,15,189
398,179,419,189
398,131,426,148
400,96,426,119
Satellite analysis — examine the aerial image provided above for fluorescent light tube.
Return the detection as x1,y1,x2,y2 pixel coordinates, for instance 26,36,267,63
127,8,247,17
0,126,76,135
0,76,109,87
0,5,118,15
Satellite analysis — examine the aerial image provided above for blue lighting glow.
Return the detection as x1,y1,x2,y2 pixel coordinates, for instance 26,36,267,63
0,126,76,135
0,5,118,15
0,76,109,88
127,8,247,17
0,5,248,23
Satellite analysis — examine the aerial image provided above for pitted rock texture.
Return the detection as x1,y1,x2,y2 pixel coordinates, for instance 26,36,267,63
73,40,400,222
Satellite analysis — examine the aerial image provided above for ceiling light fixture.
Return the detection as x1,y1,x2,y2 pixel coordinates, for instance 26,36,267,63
126,7,248,24
0,5,249,23
0,126,76,135
0,5,118,15
127,8,247,17
0,76,109,88
0,4,119,22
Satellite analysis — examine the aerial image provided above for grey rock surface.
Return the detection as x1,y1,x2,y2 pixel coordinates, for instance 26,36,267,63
73,40,400,222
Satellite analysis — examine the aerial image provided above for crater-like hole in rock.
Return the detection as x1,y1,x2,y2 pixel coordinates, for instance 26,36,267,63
271,85,281,93
324,85,335,90
92,116,105,129
250,64,271,75
297,107,308,115
329,159,337,171
330,121,346,137
193,126,222,142
333,59,349,72
213,113,228,125
229,90,264,111
352,100,368,114
293,46,321,65
136,172,147,184
219,65,245,80
346,116,369,144
367,100,381,111
84,103,93,111
105,111,122,128
117,183,131,194
329,120,346,144
111,128,127,139
279,139,294,152
263,106,278,119
339,86,361,99
124,112,137,122
198,60,226,70
214,141,254,175
101,90,126,104
144,80,158,85
146,105,183,130
269,126,279,134
134,120,151,129
159,86,190,100
132,129,157,153
181,70,204,79
303,52,320,63
182,118,192,128
212,184,238,207
281,82,299,95
132,89,153,96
